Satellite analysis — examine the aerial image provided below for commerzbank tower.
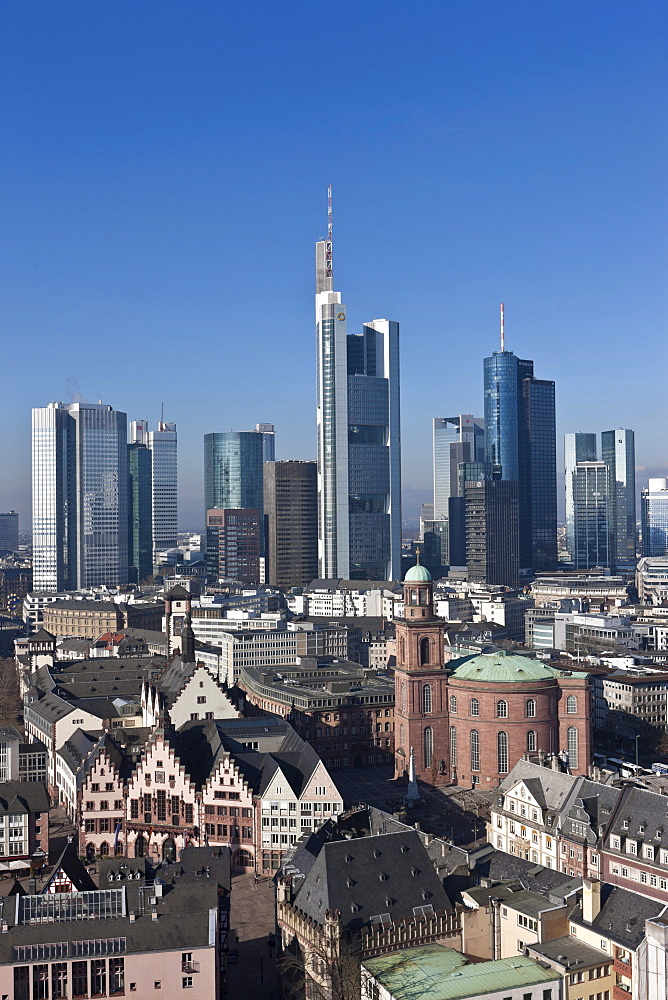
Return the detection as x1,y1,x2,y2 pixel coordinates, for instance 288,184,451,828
315,187,401,582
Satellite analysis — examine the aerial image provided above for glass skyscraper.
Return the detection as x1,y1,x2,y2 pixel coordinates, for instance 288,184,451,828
432,415,484,519
128,442,153,583
129,419,178,560
572,462,609,569
641,478,668,557
564,432,597,560
315,203,401,581
601,428,636,571
204,431,266,515
483,349,557,574
32,402,129,591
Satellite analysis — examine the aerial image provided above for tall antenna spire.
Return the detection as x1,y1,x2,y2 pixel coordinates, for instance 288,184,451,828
326,183,333,283
500,302,505,352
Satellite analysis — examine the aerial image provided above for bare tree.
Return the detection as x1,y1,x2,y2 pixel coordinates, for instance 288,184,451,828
278,931,361,1000
0,657,22,730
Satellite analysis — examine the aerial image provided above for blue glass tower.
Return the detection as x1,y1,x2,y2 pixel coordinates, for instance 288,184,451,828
483,341,556,574
204,431,265,515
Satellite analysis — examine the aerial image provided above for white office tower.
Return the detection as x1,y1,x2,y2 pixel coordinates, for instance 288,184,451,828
130,419,178,559
315,188,401,581
32,402,129,591
432,415,485,518
564,432,597,560
315,189,350,579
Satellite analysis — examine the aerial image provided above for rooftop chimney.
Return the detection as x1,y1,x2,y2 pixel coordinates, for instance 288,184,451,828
582,878,602,924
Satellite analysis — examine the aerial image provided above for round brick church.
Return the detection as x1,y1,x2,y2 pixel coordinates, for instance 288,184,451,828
393,560,592,790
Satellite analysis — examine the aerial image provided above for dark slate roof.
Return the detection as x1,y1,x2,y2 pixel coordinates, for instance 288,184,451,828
605,785,668,847
57,729,102,775
77,733,132,788
0,848,230,962
473,849,581,897
28,628,56,643
0,781,50,816
570,884,666,950
166,585,191,598
43,841,97,893
494,760,584,818
291,830,453,930
175,717,325,797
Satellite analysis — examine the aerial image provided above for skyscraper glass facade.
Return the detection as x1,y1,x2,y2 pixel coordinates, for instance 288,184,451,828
564,432,597,560
204,431,265,514
641,479,668,557
483,350,556,574
149,422,178,555
432,415,484,519
523,378,557,572
346,321,401,580
315,231,401,581
573,462,609,569
128,442,153,584
601,428,636,571
32,402,128,591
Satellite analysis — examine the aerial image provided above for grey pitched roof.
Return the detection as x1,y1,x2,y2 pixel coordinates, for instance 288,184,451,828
570,884,666,950
606,785,668,847
291,830,453,930
175,717,325,797
0,781,50,816
28,628,56,643
495,760,584,820
473,849,581,897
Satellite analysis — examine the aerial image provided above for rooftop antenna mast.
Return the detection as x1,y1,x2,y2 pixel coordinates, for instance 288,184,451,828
160,401,164,428
326,184,333,284
500,302,505,352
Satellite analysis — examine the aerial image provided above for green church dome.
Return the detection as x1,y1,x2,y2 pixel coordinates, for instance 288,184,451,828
450,649,558,683
404,558,432,583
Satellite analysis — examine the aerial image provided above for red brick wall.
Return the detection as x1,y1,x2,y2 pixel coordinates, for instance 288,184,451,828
448,677,559,790
557,676,592,776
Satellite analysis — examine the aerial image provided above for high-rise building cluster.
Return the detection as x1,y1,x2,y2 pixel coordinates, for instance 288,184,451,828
564,428,637,571
28,195,650,597
32,403,177,591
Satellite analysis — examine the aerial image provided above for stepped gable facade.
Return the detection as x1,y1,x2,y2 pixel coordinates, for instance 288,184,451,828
394,560,592,789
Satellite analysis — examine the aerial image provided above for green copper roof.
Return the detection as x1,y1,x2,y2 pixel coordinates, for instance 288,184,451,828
404,554,432,582
363,945,557,1000
450,649,559,683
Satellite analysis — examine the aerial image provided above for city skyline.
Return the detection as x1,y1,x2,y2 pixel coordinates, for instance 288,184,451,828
2,2,667,529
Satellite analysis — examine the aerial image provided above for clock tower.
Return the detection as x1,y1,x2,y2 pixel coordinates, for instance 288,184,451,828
394,555,450,786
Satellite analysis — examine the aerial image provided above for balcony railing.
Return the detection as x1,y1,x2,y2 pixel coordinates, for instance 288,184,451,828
614,958,632,977
182,961,200,974
613,985,631,1000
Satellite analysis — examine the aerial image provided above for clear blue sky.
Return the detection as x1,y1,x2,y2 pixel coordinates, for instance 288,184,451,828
2,0,667,530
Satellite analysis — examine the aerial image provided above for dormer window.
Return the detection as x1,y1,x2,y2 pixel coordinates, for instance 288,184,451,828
639,825,645,835
622,820,629,829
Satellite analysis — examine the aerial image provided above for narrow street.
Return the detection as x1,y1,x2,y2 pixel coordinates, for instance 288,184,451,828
225,873,279,1000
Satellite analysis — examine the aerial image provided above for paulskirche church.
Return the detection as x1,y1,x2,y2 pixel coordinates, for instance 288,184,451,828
394,558,592,790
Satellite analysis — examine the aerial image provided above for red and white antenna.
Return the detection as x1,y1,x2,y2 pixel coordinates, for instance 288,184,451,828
326,184,333,281
500,302,505,352
327,183,333,241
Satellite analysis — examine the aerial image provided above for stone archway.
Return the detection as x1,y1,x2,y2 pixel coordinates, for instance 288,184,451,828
162,837,177,862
